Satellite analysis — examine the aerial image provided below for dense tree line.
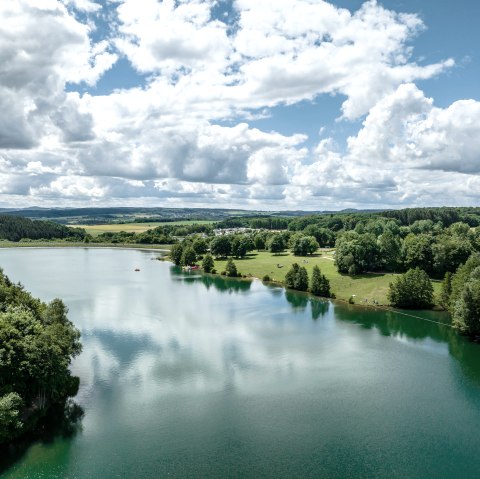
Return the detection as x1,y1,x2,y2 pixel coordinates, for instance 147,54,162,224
439,253,480,337
0,270,81,444
216,216,291,230
381,207,480,227
334,220,479,278
0,215,86,242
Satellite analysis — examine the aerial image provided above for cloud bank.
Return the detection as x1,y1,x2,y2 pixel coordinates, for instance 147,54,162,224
0,0,477,209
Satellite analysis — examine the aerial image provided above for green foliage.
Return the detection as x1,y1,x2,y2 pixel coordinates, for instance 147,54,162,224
0,215,86,242
0,270,81,444
210,236,232,258
292,234,319,256
202,253,215,273
310,266,331,297
225,258,239,277
381,207,464,227
335,232,379,274
254,234,266,250
447,253,480,312
284,263,308,292
231,236,248,258
302,225,335,247
268,234,285,254
452,276,480,336
216,216,290,230
432,234,473,277
378,231,401,271
0,392,23,443
440,272,452,309
92,222,214,245
192,238,208,256
409,219,436,235
262,274,271,282
387,268,434,309
446,254,480,336
447,222,471,237
170,243,184,266
402,234,434,273
285,263,300,289
181,246,197,266
294,267,309,291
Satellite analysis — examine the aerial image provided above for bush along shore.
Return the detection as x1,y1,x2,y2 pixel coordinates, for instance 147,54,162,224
0,269,82,449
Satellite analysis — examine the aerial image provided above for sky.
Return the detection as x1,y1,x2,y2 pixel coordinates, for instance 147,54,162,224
1,0,479,211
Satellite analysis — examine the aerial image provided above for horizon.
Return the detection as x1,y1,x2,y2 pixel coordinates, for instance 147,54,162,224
1,0,479,210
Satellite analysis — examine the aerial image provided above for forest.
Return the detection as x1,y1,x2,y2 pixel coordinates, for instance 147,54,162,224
0,215,86,242
0,270,82,445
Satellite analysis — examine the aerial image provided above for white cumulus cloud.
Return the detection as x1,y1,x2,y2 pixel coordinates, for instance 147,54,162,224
0,0,477,209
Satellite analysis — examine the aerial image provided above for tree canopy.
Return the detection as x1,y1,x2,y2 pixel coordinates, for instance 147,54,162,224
0,270,81,445
0,215,86,242
387,268,434,309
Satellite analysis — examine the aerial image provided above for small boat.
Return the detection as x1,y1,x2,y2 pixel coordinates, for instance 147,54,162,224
134,268,140,272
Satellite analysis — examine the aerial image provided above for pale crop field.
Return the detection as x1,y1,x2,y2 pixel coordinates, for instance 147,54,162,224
72,221,215,236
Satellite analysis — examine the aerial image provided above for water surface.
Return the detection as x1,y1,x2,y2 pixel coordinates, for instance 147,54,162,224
0,248,479,478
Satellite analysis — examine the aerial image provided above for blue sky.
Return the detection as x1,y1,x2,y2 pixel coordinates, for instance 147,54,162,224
1,0,479,210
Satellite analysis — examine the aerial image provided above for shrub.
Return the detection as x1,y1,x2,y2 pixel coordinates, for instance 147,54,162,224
388,267,433,309
225,258,238,277
202,253,215,273
310,265,331,297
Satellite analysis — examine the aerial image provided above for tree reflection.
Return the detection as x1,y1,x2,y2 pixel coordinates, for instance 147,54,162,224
170,266,252,293
285,290,309,310
448,332,480,385
0,400,84,474
311,298,330,320
334,304,480,384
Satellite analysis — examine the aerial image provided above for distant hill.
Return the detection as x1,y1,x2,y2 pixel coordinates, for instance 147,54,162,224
0,207,385,225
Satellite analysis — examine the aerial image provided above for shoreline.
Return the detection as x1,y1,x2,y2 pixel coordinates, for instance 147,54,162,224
0,242,171,252
0,243,451,327
163,257,452,326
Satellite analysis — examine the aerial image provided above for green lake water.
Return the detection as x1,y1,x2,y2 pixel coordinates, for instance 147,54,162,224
0,248,480,478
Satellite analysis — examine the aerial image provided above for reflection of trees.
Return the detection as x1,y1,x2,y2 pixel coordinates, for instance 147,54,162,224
285,291,330,320
170,267,252,293
448,332,480,385
285,290,309,310
334,306,450,341
311,298,330,320
0,400,84,473
334,304,480,384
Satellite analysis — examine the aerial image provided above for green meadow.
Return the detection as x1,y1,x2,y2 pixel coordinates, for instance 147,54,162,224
210,249,442,306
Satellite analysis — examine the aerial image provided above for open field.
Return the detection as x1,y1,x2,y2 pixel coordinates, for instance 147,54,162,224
210,249,442,306
72,221,215,236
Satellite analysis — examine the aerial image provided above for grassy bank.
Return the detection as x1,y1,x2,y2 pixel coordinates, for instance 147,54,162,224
209,250,442,306
0,241,172,251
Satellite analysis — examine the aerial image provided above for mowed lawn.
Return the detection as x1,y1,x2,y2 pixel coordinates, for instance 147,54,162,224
211,250,442,306
73,221,215,236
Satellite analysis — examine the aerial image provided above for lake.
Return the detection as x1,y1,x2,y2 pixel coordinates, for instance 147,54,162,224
1,248,480,478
